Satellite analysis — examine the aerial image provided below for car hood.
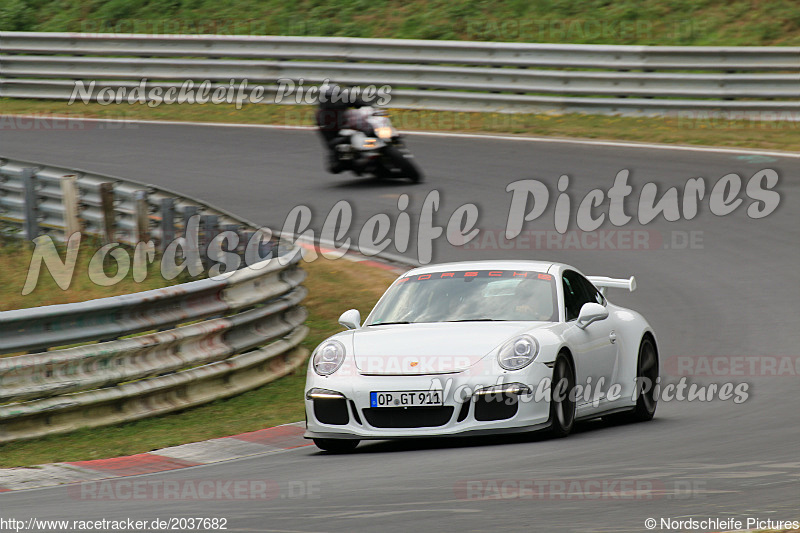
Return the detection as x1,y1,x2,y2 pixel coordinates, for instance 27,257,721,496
352,321,548,374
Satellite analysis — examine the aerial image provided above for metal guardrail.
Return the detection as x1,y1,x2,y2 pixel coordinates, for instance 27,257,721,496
0,155,308,443
0,157,272,246
1,32,799,115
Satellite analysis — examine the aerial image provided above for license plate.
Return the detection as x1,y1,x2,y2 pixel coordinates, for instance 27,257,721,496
370,390,444,408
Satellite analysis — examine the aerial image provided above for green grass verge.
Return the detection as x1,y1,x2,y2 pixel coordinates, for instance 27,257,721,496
3,99,799,153
0,255,397,467
0,236,187,313
2,0,800,45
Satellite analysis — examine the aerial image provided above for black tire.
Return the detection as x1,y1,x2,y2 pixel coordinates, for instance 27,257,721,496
605,336,659,424
373,165,393,181
548,354,576,438
313,438,360,453
384,145,423,183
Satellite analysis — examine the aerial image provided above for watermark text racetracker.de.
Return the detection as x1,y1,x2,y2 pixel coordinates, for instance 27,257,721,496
460,229,703,251
0,114,140,131
67,78,392,110
454,478,705,500
665,355,800,377
67,479,320,501
464,18,707,42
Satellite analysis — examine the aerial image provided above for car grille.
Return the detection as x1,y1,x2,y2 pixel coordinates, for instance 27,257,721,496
362,406,455,428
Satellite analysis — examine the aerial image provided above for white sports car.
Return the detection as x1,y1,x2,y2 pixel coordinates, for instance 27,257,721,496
304,260,659,452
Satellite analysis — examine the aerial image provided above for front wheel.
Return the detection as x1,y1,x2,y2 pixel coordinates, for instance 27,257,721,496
313,438,360,453
383,145,423,183
548,355,576,438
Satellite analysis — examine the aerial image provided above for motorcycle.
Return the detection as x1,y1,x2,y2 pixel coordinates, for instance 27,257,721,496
334,106,423,183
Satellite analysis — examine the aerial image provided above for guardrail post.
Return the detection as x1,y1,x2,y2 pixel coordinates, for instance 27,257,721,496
134,190,150,243
60,174,81,240
160,198,175,252
182,205,200,266
21,167,39,241
200,214,218,266
182,205,198,237
241,230,254,265
219,223,238,259
99,182,116,244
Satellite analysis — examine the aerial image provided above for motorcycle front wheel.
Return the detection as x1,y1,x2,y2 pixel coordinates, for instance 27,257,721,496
383,145,423,183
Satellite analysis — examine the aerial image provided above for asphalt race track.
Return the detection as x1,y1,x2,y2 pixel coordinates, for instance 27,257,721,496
1,120,799,532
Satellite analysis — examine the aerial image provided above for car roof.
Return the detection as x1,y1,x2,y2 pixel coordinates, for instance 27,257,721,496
403,260,572,277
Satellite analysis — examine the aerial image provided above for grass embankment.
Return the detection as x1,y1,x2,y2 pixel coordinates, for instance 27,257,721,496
2,0,800,45
0,240,397,467
3,99,799,153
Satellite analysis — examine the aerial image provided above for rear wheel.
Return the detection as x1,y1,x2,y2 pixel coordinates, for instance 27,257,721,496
548,355,576,438
313,438,360,453
605,336,659,424
384,145,423,183
630,336,659,421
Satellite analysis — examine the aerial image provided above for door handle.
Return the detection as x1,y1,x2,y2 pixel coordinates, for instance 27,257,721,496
609,331,617,344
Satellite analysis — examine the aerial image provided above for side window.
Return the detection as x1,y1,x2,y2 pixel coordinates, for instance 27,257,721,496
562,271,587,321
577,273,605,306
563,270,603,321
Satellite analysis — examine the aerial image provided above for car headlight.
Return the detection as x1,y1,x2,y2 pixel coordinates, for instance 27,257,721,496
313,340,346,376
497,335,539,370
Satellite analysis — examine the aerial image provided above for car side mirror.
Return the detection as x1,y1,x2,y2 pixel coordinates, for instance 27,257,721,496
576,302,608,329
338,309,361,330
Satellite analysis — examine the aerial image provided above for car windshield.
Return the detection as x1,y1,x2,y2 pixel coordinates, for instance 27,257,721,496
366,270,558,325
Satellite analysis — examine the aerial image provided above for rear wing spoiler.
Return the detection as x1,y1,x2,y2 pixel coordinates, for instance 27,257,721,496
587,276,637,295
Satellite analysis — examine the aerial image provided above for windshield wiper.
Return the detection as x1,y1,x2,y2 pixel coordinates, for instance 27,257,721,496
369,321,412,326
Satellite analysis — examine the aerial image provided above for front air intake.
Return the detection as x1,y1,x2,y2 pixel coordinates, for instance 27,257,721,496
362,406,454,428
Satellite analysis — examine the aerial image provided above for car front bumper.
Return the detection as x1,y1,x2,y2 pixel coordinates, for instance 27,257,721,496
304,364,554,440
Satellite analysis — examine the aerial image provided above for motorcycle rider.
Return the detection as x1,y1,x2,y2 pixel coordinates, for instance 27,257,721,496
315,83,367,174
